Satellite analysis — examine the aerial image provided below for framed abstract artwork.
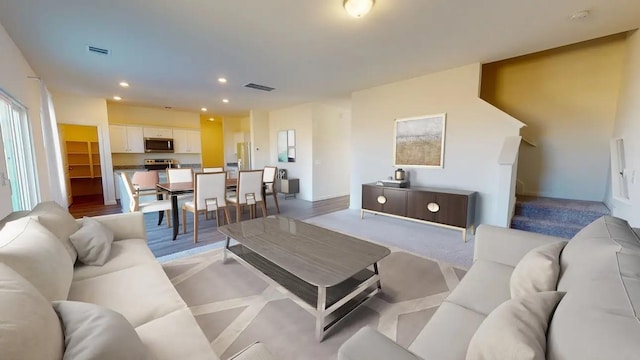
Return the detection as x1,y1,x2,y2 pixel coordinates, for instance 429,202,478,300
393,113,446,167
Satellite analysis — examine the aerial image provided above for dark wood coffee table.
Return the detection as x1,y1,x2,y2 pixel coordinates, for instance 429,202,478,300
218,216,390,341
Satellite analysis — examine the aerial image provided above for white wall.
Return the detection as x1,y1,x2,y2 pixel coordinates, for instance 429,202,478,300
0,21,52,216
312,103,351,200
610,30,640,226
269,104,314,201
52,91,117,205
250,110,270,169
350,63,523,226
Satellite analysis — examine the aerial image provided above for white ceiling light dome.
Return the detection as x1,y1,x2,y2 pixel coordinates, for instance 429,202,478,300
344,0,375,18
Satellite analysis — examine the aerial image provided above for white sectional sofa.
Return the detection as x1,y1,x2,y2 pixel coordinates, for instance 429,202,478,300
0,201,271,360
339,215,640,359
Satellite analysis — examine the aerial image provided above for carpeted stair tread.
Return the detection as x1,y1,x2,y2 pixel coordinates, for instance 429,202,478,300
511,215,582,239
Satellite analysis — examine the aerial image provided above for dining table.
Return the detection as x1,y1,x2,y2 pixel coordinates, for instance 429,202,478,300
157,178,239,240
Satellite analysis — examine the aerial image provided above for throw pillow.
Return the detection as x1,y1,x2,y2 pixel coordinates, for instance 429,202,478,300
510,241,566,298
53,301,153,360
69,216,115,266
0,263,64,360
0,216,74,301
466,291,565,360
29,201,81,262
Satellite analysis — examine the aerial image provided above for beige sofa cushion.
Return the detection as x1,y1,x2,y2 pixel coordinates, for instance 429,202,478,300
466,291,564,360
548,216,640,359
29,201,80,262
73,238,157,281
0,217,73,301
408,301,486,360
135,308,220,360
0,263,64,360
510,242,566,298
68,263,187,327
445,259,513,316
53,300,154,360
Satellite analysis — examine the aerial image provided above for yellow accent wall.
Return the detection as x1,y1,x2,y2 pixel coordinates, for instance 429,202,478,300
200,115,224,167
59,124,99,142
481,33,627,201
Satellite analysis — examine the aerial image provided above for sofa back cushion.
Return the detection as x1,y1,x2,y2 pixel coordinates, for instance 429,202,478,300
28,201,80,262
548,216,640,359
0,217,74,301
0,263,64,360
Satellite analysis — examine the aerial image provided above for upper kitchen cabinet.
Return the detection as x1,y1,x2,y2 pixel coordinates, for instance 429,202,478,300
143,127,173,139
173,129,202,153
109,125,144,153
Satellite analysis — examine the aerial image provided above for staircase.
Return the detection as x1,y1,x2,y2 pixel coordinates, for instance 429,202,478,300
511,196,610,238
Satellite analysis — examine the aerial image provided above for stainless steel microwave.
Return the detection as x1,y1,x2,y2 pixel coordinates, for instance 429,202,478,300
144,138,174,153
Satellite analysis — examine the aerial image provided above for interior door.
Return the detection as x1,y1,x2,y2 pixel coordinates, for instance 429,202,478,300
58,125,73,206
0,127,13,217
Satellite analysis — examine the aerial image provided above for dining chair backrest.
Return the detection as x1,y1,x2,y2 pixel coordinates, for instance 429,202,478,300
120,172,137,212
203,167,223,173
237,170,264,204
263,166,277,183
131,171,159,189
167,168,193,183
194,172,227,211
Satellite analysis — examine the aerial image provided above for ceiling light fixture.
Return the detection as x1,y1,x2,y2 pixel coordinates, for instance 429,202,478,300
222,99,229,103
119,81,129,88
218,77,227,84
201,107,207,112
113,96,122,101
570,10,590,20
344,0,374,18
208,117,215,122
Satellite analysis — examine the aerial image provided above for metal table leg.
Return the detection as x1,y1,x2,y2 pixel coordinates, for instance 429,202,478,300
316,286,327,342
171,194,179,240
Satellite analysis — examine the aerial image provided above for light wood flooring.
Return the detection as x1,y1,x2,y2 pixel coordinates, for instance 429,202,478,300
69,194,350,258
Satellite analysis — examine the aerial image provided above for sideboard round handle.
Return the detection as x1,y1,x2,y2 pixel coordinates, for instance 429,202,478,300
427,202,440,213
377,195,387,204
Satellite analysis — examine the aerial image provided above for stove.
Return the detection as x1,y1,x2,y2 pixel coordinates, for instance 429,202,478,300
144,159,175,170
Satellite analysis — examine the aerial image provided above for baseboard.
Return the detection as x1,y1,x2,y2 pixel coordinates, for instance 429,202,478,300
312,193,350,201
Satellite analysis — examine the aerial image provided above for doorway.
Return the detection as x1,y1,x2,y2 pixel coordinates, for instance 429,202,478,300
59,124,103,207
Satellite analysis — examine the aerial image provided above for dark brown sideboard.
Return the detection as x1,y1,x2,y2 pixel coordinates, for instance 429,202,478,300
361,183,477,241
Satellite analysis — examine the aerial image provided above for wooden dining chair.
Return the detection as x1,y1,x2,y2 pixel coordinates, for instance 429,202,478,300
131,170,170,224
262,166,280,214
226,170,266,222
166,168,194,201
203,167,223,172
120,172,173,227
181,172,231,243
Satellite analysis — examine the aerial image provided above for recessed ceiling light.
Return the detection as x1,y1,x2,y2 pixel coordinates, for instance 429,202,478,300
208,117,215,122
119,81,129,88
201,107,207,112
570,10,590,20
218,77,227,84
222,99,229,103
113,96,122,101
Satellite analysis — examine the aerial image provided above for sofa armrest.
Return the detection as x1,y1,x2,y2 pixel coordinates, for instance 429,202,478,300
76,212,147,241
474,224,566,267
338,327,422,360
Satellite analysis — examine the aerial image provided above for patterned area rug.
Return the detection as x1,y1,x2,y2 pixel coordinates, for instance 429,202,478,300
162,245,466,359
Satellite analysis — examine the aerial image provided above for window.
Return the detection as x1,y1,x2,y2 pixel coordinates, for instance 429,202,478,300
611,137,629,201
0,89,40,210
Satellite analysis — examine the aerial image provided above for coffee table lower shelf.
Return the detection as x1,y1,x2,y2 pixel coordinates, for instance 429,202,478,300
225,243,382,341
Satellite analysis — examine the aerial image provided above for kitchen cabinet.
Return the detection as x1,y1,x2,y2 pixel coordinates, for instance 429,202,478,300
361,183,476,241
109,125,144,153
173,129,201,153
143,127,173,139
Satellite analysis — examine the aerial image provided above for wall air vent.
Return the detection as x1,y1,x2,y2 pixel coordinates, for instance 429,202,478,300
87,45,110,55
244,83,275,92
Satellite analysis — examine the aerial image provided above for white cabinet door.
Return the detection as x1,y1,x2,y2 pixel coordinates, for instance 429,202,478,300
110,125,144,153
173,129,201,153
143,127,173,139
109,125,128,153
127,126,144,153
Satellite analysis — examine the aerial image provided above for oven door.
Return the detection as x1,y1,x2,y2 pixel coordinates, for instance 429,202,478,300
144,138,174,153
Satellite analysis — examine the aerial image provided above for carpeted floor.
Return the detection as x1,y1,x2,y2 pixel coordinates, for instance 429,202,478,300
162,246,466,360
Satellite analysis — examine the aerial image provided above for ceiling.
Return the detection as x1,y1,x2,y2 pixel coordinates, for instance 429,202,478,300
0,0,638,116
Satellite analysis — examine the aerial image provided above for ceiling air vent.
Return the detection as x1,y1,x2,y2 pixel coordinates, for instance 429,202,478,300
87,45,110,56
244,83,275,92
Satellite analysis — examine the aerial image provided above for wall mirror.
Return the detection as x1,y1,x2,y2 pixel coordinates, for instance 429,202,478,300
278,129,296,162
